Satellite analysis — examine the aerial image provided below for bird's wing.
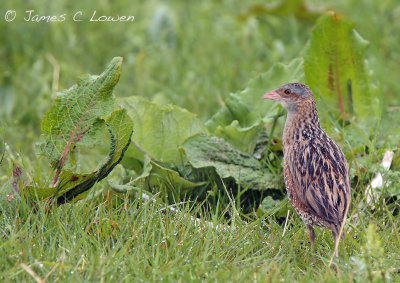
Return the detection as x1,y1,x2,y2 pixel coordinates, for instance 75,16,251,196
290,133,351,225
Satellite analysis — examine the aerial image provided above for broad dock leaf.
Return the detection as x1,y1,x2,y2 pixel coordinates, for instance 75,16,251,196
180,134,278,190
111,155,201,196
24,109,133,203
304,12,377,120
120,96,205,164
37,57,123,184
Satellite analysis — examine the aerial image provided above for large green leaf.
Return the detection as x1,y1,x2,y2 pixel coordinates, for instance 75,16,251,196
205,58,304,153
24,109,133,204
110,155,201,196
180,134,278,190
304,12,378,119
120,96,205,164
37,57,123,184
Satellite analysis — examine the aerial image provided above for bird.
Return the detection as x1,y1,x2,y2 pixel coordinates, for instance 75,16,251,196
262,83,351,259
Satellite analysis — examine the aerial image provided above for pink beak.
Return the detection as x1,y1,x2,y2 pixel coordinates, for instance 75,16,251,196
262,90,280,101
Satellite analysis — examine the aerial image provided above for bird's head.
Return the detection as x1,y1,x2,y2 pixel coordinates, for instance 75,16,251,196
262,83,314,113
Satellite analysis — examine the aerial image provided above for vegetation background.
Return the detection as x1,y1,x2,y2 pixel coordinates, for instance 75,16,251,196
0,0,399,282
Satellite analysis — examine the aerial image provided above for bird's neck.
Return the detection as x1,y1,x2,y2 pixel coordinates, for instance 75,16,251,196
283,99,321,149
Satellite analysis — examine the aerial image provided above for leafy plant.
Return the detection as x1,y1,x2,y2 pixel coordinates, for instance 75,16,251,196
15,57,303,205
25,109,133,204
18,58,134,204
113,60,305,202
181,134,278,190
304,11,379,121
120,96,205,164
109,155,201,197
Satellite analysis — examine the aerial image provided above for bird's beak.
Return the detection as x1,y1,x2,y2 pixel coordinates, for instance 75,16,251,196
262,90,280,101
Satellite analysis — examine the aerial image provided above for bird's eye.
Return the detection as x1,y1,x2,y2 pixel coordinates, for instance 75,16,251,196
284,89,291,95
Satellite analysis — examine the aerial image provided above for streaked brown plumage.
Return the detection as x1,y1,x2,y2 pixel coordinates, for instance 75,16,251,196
262,83,351,258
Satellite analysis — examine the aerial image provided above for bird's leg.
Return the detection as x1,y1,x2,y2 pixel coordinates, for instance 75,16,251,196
332,230,339,257
307,225,315,262
330,229,341,274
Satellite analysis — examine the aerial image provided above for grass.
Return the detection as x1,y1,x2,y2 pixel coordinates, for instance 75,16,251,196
1,188,399,282
1,0,400,281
